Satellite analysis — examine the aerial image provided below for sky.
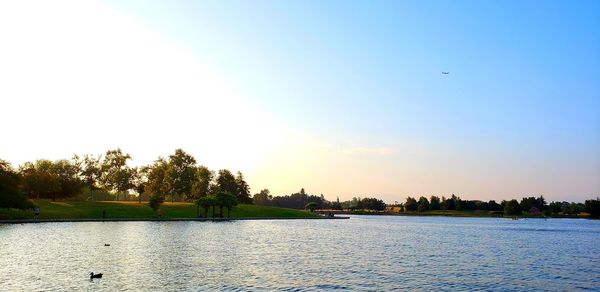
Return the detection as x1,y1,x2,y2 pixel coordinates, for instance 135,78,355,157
0,0,599,202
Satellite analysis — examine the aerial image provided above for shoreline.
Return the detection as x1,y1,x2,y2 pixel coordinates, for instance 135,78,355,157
326,211,594,219
0,216,350,224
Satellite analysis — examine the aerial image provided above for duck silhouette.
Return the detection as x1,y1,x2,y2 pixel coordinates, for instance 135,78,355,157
104,244,110,246
90,272,103,279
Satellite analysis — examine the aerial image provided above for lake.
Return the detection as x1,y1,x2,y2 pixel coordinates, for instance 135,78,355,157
1,216,599,291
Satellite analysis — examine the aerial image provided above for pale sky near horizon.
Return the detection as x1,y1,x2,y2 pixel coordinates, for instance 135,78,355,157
1,0,599,203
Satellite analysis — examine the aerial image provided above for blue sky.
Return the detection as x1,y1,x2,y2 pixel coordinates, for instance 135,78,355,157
1,0,598,201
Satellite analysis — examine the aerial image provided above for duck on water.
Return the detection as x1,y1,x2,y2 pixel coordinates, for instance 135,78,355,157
90,273,103,279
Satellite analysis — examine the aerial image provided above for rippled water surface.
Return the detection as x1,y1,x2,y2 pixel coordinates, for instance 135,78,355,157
1,216,599,291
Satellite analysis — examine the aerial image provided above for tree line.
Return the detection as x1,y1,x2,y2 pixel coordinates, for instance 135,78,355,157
0,149,253,214
2,149,599,218
399,194,600,217
252,188,386,211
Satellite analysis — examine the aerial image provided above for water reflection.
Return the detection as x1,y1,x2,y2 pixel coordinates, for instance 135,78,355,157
0,216,599,290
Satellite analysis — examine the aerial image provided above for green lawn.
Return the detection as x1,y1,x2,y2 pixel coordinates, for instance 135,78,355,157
0,200,318,220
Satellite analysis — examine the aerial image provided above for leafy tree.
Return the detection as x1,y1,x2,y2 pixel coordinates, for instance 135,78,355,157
53,159,84,200
269,188,328,209
191,166,213,200
547,201,562,215
503,199,522,215
0,160,35,210
487,200,501,211
167,149,197,202
253,189,271,205
100,149,134,200
143,158,171,198
78,154,102,190
18,159,82,201
217,192,238,218
216,169,237,195
584,198,600,218
215,191,237,217
417,196,429,212
132,167,146,203
440,195,458,210
568,202,584,215
474,201,488,211
404,196,418,212
235,171,252,204
148,194,164,213
429,196,440,210
455,196,464,211
20,160,60,200
197,195,217,218
357,197,386,210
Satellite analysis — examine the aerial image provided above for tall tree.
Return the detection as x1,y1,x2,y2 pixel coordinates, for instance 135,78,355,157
78,154,102,190
429,196,441,210
100,149,134,200
235,171,252,204
167,149,197,202
216,169,237,195
53,159,84,200
417,196,430,212
584,198,600,218
191,166,213,200
20,160,60,200
404,196,418,211
133,167,146,203
143,158,170,198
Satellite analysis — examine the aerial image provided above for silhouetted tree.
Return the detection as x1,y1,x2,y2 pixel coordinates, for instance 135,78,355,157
441,195,457,210
198,195,217,218
488,200,501,211
215,191,236,217
331,196,342,210
19,159,82,201
417,196,429,212
235,171,252,204
148,194,164,213
20,160,60,200
429,196,440,210
585,198,600,218
0,160,35,210
216,169,237,195
253,189,271,205
405,196,418,211
503,199,521,215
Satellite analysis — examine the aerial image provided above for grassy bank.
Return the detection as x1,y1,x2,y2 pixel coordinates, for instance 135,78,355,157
0,200,319,220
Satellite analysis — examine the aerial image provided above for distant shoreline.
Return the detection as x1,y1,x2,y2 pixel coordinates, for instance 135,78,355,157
325,210,595,219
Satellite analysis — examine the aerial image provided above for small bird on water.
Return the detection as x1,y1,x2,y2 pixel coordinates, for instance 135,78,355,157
90,272,103,279
104,244,110,246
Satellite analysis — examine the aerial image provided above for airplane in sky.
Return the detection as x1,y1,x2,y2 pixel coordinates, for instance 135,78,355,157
442,72,449,75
